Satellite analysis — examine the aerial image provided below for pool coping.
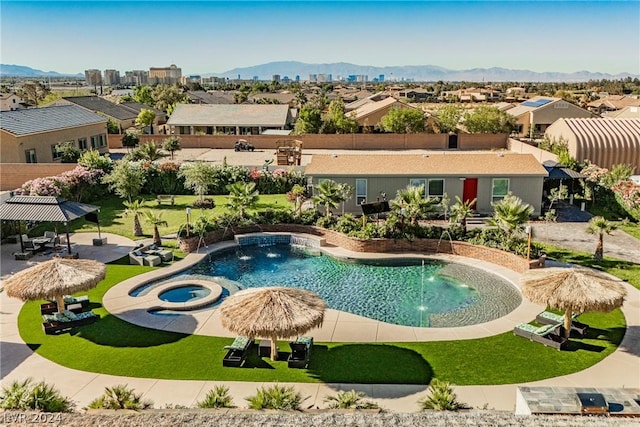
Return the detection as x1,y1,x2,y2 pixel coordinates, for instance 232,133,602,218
102,232,545,342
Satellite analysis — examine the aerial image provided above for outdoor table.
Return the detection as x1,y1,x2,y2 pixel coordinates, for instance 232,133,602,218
32,237,52,246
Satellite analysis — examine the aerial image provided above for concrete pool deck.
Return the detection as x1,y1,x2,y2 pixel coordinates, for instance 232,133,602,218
1,232,639,412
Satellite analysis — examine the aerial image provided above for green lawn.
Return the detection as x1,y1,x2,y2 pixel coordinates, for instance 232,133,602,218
31,194,290,240
18,263,627,386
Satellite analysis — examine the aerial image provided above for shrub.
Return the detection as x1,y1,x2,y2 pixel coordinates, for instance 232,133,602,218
245,385,305,410
0,378,74,413
324,390,380,410
255,208,296,225
88,384,153,411
197,385,235,408
193,197,216,209
334,214,361,235
418,379,465,411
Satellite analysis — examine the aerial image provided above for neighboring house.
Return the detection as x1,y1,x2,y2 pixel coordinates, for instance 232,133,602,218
0,93,27,111
397,88,435,102
544,118,640,170
506,96,597,138
52,96,137,133
603,105,640,119
587,95,640,114
187,90,235,105
248,92,296,106
167,104,294,135
0,105,108,163
347,97,429,132
306,152,547,215
344,92,389,111
120,101,168,129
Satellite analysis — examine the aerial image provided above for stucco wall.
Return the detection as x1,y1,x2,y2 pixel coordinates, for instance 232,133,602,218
0,163,77,191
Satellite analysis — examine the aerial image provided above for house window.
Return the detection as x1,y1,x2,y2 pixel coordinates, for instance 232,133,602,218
78,138,88,150
51,144,62,160
427,179,445,199
355,179,367,205
492,178,510,202
25,149,37,163
91,135,99,149
99,134,107,147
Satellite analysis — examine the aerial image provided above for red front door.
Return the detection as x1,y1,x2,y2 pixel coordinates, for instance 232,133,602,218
462,178,478,209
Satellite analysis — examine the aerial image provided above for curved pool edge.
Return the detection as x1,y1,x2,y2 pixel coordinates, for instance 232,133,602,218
103,233,546,342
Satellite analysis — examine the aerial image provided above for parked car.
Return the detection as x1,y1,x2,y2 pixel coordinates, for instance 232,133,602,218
234,139,255,152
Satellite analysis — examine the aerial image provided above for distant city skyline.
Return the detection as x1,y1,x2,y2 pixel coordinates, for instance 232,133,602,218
2,1,639,76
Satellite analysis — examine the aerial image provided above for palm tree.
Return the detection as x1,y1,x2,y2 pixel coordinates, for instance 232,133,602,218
313,180,349,217
449,196,477,234
586,216,617,261
391,185,439,225
226,181,259,218
123,200,144,236
137,142,164,161
488,193,534,236
143,211,168,247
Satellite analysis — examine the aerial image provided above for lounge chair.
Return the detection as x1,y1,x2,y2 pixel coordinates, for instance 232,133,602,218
41,295,91,314
222,336,253,367
23,240,41,254
513,323,567,350
288,336,313,368
42,310,100,334
535,311,588,337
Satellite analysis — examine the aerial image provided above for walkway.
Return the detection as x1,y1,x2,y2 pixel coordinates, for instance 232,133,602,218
1,232,638,413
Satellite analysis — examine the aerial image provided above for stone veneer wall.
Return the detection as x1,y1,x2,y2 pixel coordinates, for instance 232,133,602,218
178,224,541,273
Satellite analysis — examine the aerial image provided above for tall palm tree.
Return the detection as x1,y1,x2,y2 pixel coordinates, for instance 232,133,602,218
488,193,534,236
449,196,477,234
143,211,168,247
586,216,617,261
226,181,259,218
391,185,439,225
313,180,348,217
123,200,144,236
137,142,164,161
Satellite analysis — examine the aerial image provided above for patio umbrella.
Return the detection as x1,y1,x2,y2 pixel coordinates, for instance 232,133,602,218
520,267,627,338
219,287,326,360
3,258,106,314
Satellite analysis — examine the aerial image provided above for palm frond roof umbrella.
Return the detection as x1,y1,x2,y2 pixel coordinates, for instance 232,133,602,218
219,286,326,360
520,267,627,338
4,258,106,314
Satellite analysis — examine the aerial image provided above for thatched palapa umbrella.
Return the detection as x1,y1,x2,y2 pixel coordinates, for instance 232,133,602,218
4,258,106,314
219,287,326,360
521,267,627,338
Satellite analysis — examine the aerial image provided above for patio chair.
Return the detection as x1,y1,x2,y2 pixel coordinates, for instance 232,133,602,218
41,295,90,314
222,336,253,367
288,336,313,368
513,322,567,350
535,311,588,337
42,310,100,334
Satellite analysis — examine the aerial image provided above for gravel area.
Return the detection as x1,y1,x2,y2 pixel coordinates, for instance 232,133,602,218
3,410,637,427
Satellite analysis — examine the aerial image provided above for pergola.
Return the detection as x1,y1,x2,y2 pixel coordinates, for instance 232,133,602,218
0,196,100,255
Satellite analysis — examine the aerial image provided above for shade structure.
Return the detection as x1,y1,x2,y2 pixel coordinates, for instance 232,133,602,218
4,258,106,314
0,196,100,254
520,267,627,338
219,287,326,360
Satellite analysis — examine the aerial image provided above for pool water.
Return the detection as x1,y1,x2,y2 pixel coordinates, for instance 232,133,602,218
186,244,521,327
159,285,211,303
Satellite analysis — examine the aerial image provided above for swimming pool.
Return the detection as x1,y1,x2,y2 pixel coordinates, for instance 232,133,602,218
183,243,521,328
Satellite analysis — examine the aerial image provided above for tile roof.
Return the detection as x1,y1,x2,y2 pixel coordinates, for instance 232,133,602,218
187,90,235,105
62,96,138,120
166,104,291,126
349,97,413,120
0,105,106,136
306,153,548,176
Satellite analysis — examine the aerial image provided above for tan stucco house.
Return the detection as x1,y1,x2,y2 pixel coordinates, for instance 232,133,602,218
306,152,548,216
0,105,108,163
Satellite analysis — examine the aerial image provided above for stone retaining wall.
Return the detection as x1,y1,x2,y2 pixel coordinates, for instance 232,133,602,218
178,224,541,273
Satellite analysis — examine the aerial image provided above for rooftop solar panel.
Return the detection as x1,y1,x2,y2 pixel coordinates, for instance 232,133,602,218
522,98,553,108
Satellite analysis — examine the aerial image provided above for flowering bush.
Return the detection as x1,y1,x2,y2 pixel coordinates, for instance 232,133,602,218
16,176,67,197
613,181,640,221
60,166,105,202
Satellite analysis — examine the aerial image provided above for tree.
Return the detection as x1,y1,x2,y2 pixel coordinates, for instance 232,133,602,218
379,107,426,133
143,211,168,247
135,109,156,134
18,82,50,106
435,104,464,133
449,196,477,234
54,141,82,163
123,199,145,236
602,163,635,188
78,150,112,173
226,181,259,218
133,86,154,106
102,160,146,202
106,119,120,134
178,161,216,202
162,136,182,160
463,106,516,134
152,84,188,112
313,180,349,217
293,106,322,134
136,142,164,161
321,99,358,134
488,193,534,235
391,185,439,225
121,129,140,150
286,184,307,216
586,216,617,261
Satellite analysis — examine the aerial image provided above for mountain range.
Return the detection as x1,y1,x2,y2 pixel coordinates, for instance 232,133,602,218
1,62,637,82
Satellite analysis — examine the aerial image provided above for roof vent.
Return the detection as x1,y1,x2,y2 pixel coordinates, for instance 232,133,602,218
422,154,429,158
332,154,338,158
498,153,504,157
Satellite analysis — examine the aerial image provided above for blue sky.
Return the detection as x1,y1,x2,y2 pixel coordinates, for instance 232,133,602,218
1,1,638,75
